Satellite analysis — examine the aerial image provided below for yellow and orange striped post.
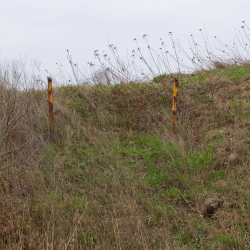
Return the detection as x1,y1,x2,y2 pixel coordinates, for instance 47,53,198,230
171,77,178,134
48,77,54,137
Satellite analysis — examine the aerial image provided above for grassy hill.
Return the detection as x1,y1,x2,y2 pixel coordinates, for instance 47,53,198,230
1,63,250,249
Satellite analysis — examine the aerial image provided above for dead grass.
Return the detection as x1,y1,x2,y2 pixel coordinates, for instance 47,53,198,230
1,63,250,249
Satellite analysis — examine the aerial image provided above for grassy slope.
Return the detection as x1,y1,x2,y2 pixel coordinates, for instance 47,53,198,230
2,64,250,249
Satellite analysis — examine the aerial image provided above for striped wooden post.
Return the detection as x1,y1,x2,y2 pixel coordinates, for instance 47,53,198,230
48,77,54,137
171,77,178,134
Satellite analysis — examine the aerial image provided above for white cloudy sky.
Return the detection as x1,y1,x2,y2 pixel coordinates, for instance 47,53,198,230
1,0,250,77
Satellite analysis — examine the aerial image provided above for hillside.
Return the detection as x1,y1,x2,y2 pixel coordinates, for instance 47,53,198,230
1,63,250,249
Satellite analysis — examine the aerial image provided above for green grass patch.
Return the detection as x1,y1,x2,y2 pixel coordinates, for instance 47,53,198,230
216,234,240,248
153,73,167,81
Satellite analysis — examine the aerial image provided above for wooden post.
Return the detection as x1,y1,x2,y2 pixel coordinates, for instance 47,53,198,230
171,77,178,134
48,77,54,137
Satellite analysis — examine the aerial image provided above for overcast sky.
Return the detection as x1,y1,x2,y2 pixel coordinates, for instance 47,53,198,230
1,0,250,78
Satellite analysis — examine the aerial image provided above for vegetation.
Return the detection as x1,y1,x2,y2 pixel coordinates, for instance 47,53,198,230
1,62,250,249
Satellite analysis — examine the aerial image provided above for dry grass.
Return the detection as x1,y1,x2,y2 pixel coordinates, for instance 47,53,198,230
1,59,250,249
